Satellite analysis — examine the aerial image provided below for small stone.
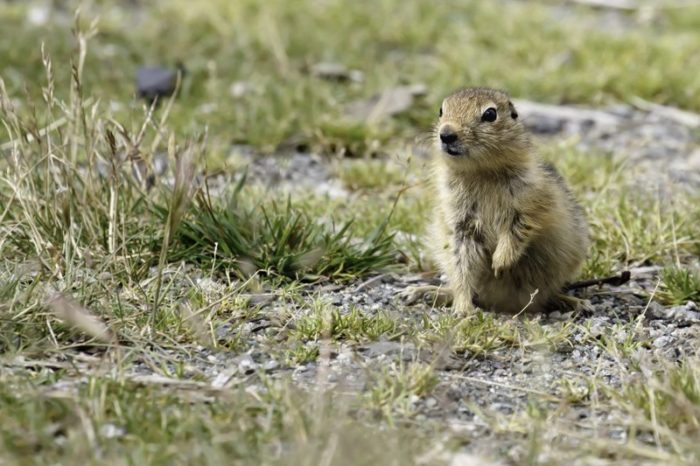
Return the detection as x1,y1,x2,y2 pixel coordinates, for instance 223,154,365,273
653,335,674,348
489,402,514,414
27,5,50,26
651,301,700,324
211,367,238,389
235,354,257,374
263,360,279,371
99,423,125,439
311,62,364,82
136,64,185,104
230,81,253,98
450,453,504,466
648,301,667,319
344,84,426,123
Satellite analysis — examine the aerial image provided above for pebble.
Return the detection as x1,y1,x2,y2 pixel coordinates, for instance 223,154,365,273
99,423,125,439
263,360,279,371
653,335,675,349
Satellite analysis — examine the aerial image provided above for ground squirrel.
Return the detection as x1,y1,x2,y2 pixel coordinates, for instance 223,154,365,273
409,87,589,314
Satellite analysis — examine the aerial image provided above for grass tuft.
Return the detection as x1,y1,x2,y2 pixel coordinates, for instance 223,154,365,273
422,312,519,356
161,177,398,280
658,266,700,306
292,303,403,342
366,361,438,418
618,360,700,459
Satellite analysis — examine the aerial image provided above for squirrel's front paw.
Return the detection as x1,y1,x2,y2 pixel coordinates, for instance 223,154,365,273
492,261,506,278
492,244,517,278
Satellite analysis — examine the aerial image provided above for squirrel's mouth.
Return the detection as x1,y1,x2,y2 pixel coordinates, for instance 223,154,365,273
441,143,465,156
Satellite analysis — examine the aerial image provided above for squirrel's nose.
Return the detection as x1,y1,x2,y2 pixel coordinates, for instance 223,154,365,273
439,129,458,144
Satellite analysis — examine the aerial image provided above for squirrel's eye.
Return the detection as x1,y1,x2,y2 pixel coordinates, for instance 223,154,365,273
481,107,497,122
439,106,443,117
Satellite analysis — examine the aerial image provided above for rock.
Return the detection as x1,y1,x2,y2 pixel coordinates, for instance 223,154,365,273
630,97,700,128
489,402,514,414
344,84,427,123
687,149,700,170
361,341,416,359
263,360,279,372
99,423,125,439
136,64,185,104
230,81,254,98
210,366,238,388
665,302,700,324
513,99,622,131
653,335,674,349
235,353,257,374
311,62,363,82
650,301,700,324
27,4,50,26
449,452,504,466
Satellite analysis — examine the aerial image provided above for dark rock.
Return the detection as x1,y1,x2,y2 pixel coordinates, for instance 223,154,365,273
136,64,185,103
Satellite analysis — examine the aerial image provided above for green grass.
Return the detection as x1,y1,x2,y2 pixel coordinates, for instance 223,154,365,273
616,360,700,461
422,312,520,355
292,303,404,342
0,375,437,465
334,159,406,191
2,0,700,154
542,144,700,278
658,266,700,305
2,1,700,465
162,180,397,280
366,361,439,419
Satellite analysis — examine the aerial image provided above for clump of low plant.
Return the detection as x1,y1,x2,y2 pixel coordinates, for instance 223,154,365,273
365,361,438,418
422,312,520,356
617,359,700,457
657,266,700,305
159,178,398,281
292,303,403,342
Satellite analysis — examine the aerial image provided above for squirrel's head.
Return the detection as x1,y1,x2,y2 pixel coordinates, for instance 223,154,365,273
436,87,529,168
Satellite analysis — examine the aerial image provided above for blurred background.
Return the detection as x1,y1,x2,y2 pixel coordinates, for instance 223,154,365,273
1,0,699,159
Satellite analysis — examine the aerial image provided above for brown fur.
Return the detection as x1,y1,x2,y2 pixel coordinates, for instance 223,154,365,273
429,87,588,314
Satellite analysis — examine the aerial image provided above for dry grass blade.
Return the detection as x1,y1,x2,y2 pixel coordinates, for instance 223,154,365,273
151,140,199,323
46,293,115,344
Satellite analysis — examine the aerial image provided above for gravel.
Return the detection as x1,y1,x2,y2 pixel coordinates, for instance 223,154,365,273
37,98,700,462
203,100,699,447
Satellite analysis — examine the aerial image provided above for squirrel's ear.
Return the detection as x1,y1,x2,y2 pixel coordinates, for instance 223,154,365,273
508,101,518,120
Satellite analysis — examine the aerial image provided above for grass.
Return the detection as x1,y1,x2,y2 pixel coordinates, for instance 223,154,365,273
0,374,437,465
542,144,700,278
657,266,700,306
366,361,439,419
422,312,520,356
616,360,700,461
292,303,403,343
2,0,700,154
1,0,700,465
334,158,406,191
162,180,397,280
